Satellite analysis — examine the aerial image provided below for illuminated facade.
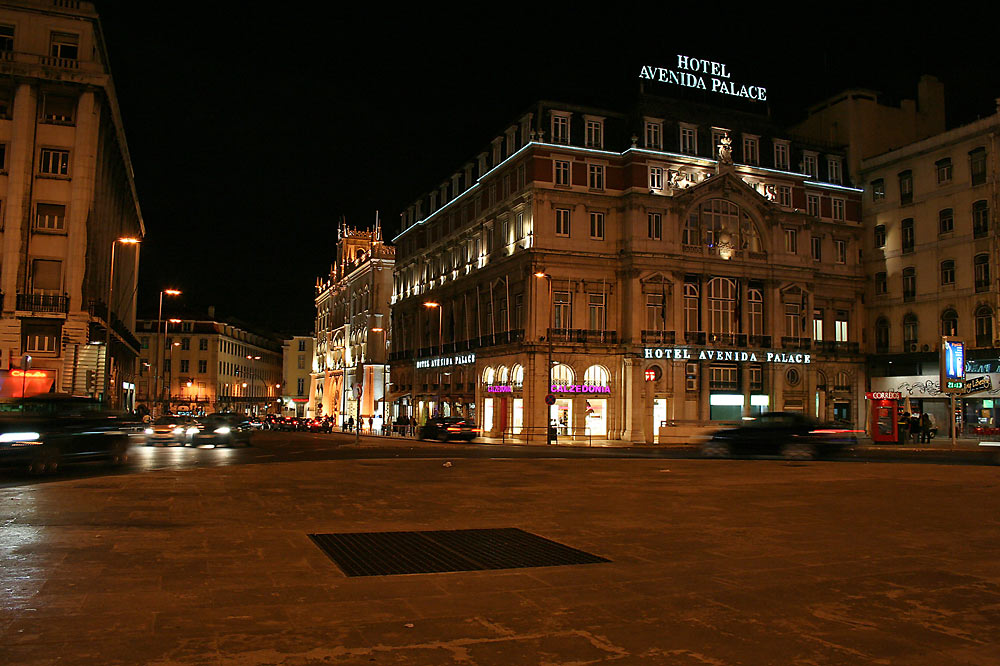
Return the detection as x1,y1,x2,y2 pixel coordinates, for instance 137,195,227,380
135,313,282,415
390,93,866,442
0,1,144,406
281,335,314,417
311,221,393,427
860,103,1000,431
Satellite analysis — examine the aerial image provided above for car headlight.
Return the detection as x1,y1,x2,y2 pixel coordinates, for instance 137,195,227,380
173,427,185,435
214,426,231,435
144,428,154,435
0,431,40,442
186,427,199,436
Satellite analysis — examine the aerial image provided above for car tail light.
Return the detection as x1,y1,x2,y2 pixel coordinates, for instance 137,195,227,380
447,427,460,432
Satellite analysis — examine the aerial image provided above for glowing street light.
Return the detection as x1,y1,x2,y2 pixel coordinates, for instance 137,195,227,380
104,236,142,405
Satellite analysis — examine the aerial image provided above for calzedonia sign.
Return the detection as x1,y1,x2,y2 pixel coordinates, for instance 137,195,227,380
644,347,811,364
639,55,767,102
552,385,610,394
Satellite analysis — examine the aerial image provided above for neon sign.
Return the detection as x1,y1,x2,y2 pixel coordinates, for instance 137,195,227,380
10,370,47,378
551,385,610,394
940,338,966,393
643,347,811,364
639,55,767,102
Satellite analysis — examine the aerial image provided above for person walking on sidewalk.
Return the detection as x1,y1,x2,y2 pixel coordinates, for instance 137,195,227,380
920,412,932,444
909,413,921,444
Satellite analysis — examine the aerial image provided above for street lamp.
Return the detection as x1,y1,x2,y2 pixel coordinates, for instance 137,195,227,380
155,288,182,409
534,271,553,443
245,354,261,414
104,237,141,406
424,301,442,417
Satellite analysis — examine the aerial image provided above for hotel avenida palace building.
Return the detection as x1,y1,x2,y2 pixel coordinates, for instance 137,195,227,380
389,71,866,442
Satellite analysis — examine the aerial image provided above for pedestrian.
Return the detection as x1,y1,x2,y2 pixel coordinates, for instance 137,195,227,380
899,412,910,444
409,415,416,437
368,416,373,433
920,412,932,443
347,416,354,431
909,413,921,444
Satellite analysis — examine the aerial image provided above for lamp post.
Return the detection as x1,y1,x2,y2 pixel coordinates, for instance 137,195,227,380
423,301,442,417
163,318,181,412
534,271,553,443
104,237,141,407
371,322,385,427
154,288,181,409
167,340,180,413
245,354,261,415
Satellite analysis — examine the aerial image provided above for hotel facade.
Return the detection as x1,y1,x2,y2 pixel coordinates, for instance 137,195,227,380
389,86,867,442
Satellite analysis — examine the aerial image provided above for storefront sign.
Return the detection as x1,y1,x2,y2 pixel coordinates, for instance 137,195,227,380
551,385,610,394
643,347,811,364
487,385,513,393
964,375,992,395
415,352,476,370
940,338,966,393
639,55,767,102
866,392,902,400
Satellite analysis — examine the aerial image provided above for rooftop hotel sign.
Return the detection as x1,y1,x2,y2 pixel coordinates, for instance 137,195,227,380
639,55,767,102
644,347,810,364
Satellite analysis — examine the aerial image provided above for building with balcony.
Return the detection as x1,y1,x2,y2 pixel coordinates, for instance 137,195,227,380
390,91,866,442
135,310,282,416
311,220,393,428
0,1,143,405
282,335,313,418
861,100,1000,431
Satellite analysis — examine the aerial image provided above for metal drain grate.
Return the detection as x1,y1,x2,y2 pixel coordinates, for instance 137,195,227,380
308,527,610,576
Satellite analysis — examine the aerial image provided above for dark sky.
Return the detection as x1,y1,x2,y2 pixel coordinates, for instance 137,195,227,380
94,4,999,335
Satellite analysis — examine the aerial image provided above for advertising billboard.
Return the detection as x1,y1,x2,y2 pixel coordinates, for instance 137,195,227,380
940,337,966,393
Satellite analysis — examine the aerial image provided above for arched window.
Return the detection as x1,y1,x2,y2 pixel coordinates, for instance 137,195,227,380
975,254,991,292
747,288,764,337
975,306,993,347
482,367,494,385
940,260,955,286
689,199,763,257
902,267,916,301
551,364,574,385
941,309,958,337
835,371,851,390
496,365,509,384
583,365,610,386
708,277,738,335
684,282,700,333
903,313,918,350
510,364,524,388
875,317,890,353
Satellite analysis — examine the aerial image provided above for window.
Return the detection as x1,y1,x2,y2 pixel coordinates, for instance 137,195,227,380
899,170,913,204
872,179,885,201
710,364,738,391
901,218,914,253
939,208,954,234
976,306,993,347
41,95,74,123
584,117,603,148
553,291,571,329
198,360,207,374
554,159,570,186
812,309,824,341
806,194,820,216
648,166,663,190
902,267,916,302
875,271,887,295
827,158,842,184
748,288,763,336
647,212,662,240
35,203,66,231
811,236,822,261
832,198,845,221
646,292,666,330
778,185,791,207
835,239,846,264
711,128,729,157
973,200,989,238
874,224,886,248
970,148,987,186
936,157,952,184
784,302,800,337
942,309,958,337
679,124,697,154
23,322,60,354
39,148,69,176
551,113,569,145
0,24,13,51
975,253,990,292
588,293,606,330
742,135,759,165
802,152,818,177
903,314,917,350
200,338,209,351
708,278,737,335
587,163,604,190
30,259,61,294
179,359,189,373
875,318,890,353
773,141,789,170
180,337,190,350
297,355,306,369
683,281,699,332
555,208,570,237
835,311,849,342
644,120,661,149
49,32,78,60
297,378,305,395
941,260,955,285
589,211,605,240
784,228,797,254
682,212,699,246
141,337,149,350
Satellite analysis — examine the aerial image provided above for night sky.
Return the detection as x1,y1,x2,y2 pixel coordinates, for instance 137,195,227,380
94,5,999,336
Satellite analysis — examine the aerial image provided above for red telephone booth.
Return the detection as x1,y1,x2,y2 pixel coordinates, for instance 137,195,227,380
866,392,902,443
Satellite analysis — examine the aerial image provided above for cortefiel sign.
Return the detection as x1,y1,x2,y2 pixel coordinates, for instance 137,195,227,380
639,55,767,101
940,337,966,393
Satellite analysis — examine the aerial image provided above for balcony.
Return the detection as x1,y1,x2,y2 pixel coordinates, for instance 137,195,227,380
684,331,706,345
17,292,69,314
748,335,772,347
816,340,860,355
640,330,675,344
780,337,811,350
548,329,618,344
706,333,747,347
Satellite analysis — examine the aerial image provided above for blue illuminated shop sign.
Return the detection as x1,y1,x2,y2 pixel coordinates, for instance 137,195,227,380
940,338,966,393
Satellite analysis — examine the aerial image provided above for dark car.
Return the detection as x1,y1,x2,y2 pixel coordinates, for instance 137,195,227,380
0,394,131,473
187,413,252,448
418,417,479,442
702,412,861,460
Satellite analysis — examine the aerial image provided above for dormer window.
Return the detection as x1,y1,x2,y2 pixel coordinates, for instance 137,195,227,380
584,116,604,149
742,134,759,166
802,151,818,178
773,140,790,170
679,123,698,155
551,112,571,145
644,118,663,149
827,157,842,184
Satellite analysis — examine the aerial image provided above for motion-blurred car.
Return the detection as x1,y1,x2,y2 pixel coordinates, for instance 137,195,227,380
417,417,479,442
701,412,861,460
0,394,130,473
187,413,252,447
143,415,197,446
